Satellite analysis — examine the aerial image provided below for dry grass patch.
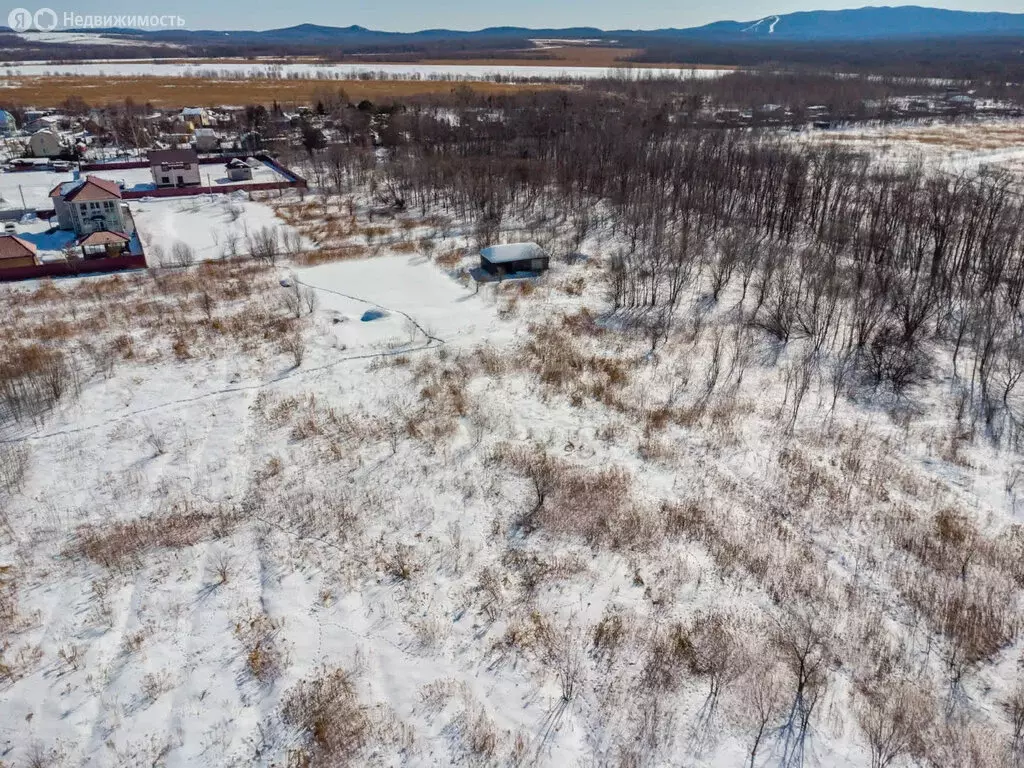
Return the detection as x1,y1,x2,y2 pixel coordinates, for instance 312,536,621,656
518,313,632,407
282,668,371,766
67,502,237,573
235,607,285,684
293,245,372,266
3,76,565,109
492,443,651,549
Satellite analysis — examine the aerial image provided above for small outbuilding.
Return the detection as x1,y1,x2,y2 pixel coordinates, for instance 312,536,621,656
77,230,131,260
225,157,253,181
0,234,38,270
479,242,549,277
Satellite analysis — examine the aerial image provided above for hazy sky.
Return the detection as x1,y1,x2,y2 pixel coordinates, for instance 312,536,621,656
11,0,1024,32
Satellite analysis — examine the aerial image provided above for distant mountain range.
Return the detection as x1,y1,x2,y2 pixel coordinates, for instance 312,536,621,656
678,5,1024,40
4,5,1024,46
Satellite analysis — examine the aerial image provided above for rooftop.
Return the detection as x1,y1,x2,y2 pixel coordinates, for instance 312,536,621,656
60,176,123,202
77,230,130,247
148,148,199,165
0,234,37,260
480,242,546,265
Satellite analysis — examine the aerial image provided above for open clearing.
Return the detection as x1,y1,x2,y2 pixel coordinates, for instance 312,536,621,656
797,118,1024,179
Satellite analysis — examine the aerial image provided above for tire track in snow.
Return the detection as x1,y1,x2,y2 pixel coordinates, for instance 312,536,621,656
0,278,447,448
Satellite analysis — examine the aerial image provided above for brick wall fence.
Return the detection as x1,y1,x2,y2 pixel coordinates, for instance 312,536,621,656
0,254,147,283
79,154,307,194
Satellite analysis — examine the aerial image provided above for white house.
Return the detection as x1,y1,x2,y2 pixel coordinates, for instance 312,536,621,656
148,148,201,188
49,176,134,237
29,129,66,158
193,127,219,152
180,107,210,127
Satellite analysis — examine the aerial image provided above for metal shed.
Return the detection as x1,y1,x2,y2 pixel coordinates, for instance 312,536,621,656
479,243,549,277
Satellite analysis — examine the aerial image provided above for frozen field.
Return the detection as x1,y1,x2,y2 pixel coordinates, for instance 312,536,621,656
0,60,729,81
795,117,1024,178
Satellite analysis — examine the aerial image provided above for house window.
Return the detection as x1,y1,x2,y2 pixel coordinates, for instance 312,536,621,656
90,202,100,210
182,163,191,170
161,176,169,184
103,201,114,210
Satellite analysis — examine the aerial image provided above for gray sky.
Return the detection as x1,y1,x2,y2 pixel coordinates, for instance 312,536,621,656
9,0,1023,32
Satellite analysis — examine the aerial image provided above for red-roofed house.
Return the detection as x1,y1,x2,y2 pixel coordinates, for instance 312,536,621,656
49,175,134,237
0,235,38,270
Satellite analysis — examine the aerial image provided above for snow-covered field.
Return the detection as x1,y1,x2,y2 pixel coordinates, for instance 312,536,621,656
0,60,729,81
131,195,297,264
4,134,1024,765
794,117,1024,179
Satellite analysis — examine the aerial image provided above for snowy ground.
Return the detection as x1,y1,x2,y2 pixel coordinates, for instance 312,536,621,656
794,117,1024,180
4,144,1024,765
130,194,303,264
11,31,183,48
1,191,293,262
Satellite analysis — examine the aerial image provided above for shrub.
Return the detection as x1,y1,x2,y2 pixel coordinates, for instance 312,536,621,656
0,344,78,426
67,503,236,573
282,668,369,766
236,608,284,684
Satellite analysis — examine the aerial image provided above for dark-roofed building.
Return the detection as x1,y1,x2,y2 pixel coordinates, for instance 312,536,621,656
148,148,201,187
479,242,549,277
0,235,38,270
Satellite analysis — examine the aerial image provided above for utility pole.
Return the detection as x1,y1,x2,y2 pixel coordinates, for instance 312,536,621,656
18,184,26,212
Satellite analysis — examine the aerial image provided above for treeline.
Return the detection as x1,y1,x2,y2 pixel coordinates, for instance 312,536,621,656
627,35,1024,83
390,71,1020,126
316,89,1024,445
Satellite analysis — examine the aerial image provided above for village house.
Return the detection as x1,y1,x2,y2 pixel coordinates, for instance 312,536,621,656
148,148,201,188
193,127,220,152
49,176,134,237
0,234,38,270
24,115,62,134
29,129,67,158
180,107,211,128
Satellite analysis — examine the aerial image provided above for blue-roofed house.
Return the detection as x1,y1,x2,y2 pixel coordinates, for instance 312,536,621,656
0,110,16,137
